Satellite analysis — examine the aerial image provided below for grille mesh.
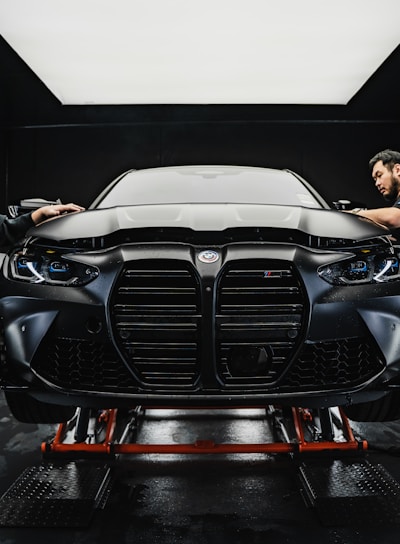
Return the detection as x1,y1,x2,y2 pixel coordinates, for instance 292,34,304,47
111,260,201,388
280,338,384,389
30,335,383,394
216,261,305,386
32,337,137,391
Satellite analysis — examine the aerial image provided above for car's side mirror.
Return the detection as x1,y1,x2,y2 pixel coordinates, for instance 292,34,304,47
8,198,62,218
332,199,366,211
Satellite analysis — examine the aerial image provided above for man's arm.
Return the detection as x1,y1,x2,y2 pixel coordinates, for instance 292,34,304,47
1,203,85,247
30,203,85,224
351,207,400,229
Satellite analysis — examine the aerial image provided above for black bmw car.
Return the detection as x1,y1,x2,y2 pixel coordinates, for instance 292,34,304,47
1,165,400,424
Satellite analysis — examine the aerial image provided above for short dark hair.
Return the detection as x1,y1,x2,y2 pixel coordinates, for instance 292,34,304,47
369,149,400,172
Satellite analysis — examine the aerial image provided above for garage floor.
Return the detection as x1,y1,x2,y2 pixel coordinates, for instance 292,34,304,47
1,392,400,544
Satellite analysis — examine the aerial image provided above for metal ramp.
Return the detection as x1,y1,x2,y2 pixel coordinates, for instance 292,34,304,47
299,457,400,526
0,462,112,528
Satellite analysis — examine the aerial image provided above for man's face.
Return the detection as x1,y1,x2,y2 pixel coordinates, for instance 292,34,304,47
372,160,400,201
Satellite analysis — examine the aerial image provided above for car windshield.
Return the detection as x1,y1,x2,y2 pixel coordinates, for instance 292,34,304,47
95,166,324,209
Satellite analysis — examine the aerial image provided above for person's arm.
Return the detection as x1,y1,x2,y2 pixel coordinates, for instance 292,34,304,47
0,203,85,247
30,203,85,225
350,207,400,229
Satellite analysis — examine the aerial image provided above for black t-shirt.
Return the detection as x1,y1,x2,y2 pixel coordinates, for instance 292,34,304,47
0,213,35,247
390,200,400,242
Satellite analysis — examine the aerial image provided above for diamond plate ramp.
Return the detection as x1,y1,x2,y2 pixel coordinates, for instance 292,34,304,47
0,462,112,527
299,458,400,526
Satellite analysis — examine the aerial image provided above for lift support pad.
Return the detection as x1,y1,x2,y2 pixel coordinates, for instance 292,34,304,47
299,457,400,526
0,462,112,528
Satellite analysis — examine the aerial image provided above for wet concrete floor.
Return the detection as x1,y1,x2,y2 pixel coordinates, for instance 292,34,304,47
1,392,400,544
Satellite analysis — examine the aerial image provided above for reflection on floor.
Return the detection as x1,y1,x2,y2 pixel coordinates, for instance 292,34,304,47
1,392,400,544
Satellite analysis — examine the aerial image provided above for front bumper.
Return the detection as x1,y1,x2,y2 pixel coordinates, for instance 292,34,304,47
1,242,400,409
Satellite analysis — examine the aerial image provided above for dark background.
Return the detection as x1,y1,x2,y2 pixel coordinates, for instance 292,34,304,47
1,36,399,211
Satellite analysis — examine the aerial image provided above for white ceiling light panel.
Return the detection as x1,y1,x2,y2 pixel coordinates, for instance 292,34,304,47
0,0,399,105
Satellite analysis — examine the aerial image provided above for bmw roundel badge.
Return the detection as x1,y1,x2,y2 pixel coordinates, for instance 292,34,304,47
198,250,219,263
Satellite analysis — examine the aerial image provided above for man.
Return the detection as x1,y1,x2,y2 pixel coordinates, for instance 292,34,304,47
350,149,400,230
0,202,84,246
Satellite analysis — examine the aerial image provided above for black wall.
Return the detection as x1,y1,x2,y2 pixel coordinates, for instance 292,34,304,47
1,36,400,211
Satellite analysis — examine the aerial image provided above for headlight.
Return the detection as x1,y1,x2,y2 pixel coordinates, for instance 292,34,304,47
9,248,99,286
318,249,400,285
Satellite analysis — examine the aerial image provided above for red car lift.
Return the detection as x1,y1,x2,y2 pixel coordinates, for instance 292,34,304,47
10,405,400,531
41,405,368,458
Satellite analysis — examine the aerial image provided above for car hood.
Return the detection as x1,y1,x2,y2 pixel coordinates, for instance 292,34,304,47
28,203,388,242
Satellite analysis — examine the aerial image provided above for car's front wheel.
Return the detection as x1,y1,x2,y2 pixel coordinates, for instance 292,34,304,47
4,391,76,423
342,391,400,422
